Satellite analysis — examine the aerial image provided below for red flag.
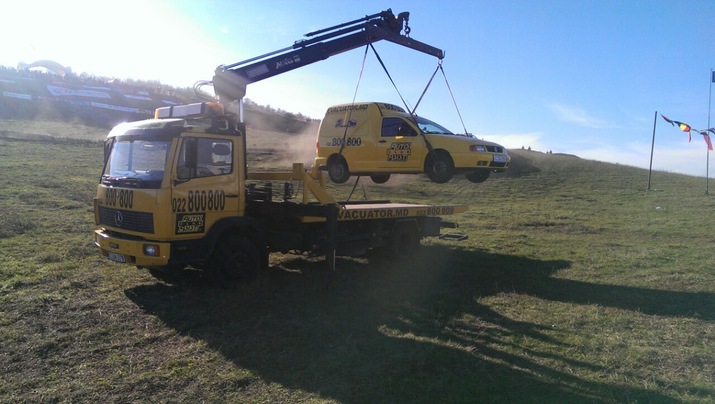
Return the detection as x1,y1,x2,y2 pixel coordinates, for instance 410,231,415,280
698,130,713,151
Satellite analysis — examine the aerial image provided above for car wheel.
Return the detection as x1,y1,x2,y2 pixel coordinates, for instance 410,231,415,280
370,174,391,184
207,236,259,287
425,150,454,183
327,155,350,183
465,170,490,183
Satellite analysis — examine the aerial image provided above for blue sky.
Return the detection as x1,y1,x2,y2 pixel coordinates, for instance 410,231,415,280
2,0,714,176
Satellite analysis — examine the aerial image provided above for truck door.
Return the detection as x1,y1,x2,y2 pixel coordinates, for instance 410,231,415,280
171,136,238,238
377,117,422,170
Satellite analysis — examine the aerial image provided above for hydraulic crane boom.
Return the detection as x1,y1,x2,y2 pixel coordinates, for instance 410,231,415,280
212,9,444,104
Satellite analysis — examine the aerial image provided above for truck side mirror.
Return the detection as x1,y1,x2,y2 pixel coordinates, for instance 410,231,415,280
184,139,198,169
103,139,113,165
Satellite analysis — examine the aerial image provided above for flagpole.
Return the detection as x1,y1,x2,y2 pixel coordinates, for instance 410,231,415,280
707,69,713,195
647,110,657,191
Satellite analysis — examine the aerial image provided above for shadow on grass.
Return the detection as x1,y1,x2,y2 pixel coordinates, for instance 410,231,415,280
125,245,700,403
519,277,715,321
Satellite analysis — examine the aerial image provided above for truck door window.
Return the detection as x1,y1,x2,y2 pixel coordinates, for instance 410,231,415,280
381,117,416,137
177,138,233,179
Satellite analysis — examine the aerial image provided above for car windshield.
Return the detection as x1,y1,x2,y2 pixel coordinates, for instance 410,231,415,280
102,138,171,189
416,117,455,135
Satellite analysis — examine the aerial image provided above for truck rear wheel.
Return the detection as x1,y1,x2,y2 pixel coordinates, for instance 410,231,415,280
425,150,454,183
207,236,260,286
390,221,421,258
327,155,350,183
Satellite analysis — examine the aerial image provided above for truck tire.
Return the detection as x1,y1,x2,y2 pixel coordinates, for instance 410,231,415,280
370,174,391,184
425,150,454,183
390,221,421,258
207,236,260,286
327,155,350,183
465,169,490,183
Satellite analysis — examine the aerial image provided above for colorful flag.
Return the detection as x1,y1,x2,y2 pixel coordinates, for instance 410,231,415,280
697,130,713,151
661,114,692,141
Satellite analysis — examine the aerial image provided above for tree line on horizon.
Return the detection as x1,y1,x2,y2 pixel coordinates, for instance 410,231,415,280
0,65,318,133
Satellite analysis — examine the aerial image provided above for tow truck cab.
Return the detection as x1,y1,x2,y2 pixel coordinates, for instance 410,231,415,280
93,103,247,268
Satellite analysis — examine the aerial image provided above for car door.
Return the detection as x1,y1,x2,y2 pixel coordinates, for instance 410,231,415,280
377,117,422,170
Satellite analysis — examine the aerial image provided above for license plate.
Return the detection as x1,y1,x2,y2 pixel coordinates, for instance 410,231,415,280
108,252,126,263
493,155,508,163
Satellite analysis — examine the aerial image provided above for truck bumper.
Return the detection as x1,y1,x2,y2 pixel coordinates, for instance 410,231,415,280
94,230,171,267
314,156,328,170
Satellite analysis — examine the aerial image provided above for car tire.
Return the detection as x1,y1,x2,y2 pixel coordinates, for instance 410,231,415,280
327,155,350,183
370,174,391,184
465,170,490,183
425,150,454,184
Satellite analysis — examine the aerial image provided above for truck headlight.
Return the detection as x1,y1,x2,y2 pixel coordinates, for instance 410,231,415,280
143,244,160,257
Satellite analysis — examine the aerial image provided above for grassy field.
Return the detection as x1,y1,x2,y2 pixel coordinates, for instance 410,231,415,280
1,120,714,403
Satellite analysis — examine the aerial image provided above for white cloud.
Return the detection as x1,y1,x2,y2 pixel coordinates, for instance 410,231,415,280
549,103,611,129
478,132,546,151
565,141,713,178
0,0,229,88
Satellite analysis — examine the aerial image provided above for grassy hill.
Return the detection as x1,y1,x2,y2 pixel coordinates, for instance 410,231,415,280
1,121,714,402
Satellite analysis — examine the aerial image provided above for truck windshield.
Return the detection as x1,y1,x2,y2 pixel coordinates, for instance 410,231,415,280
102,138,171,189
416,117,454,135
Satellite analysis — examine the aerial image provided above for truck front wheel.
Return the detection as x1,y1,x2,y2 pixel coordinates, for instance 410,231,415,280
327,155,350,183
207,236,260,286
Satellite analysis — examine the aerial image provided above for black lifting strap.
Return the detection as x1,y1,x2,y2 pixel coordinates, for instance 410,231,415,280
413,61,469,136
338,45,370,157
439,63,469,135
411,60,441,116
369,43,436,155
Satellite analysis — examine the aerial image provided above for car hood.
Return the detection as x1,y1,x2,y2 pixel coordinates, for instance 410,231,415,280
424,133,506,148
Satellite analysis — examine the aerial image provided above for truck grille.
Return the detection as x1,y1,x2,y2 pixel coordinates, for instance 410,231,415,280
98,206,154,234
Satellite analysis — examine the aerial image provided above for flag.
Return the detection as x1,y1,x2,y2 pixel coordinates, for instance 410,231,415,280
661,114,692,141
697,130,713,151
712,70,715,83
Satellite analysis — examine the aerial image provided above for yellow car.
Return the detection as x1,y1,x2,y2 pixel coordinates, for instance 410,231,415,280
314,102,510,184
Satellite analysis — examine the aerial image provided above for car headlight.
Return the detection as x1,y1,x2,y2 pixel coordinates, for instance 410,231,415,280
469,145,487,153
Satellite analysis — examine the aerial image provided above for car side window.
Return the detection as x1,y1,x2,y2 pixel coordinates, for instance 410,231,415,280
177,137,233,179
381,117,417,137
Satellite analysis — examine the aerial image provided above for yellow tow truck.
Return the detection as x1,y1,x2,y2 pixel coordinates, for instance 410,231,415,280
93,9,468,284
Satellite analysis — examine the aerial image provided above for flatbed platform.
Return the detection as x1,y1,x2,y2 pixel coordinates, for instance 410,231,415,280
337,202,468,221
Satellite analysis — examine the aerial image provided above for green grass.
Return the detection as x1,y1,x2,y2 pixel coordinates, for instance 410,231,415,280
1,123,714,403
